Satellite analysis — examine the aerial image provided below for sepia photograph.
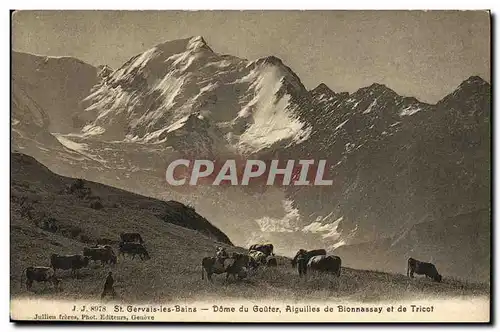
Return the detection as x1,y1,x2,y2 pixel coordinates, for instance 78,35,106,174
9,9,491,323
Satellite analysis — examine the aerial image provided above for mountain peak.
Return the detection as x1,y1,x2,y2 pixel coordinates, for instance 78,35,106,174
353,82,397,98
367,82,391,91
437,75,491,108
466,75,487,82
461,75,489,88
313,83,334,93
187,35,211,51
253,55,285,67
152,36,213,56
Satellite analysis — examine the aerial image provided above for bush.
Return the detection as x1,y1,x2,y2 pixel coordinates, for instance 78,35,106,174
73,179,85,190
66,226,83,239
41,216,58,233
76,188,92,199
67,179,92,199
89,199,103,210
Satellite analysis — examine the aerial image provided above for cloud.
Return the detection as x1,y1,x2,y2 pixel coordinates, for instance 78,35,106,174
254,199,301,232
302,216,343,240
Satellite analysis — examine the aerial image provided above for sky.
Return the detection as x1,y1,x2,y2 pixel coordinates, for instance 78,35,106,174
12,10,490,103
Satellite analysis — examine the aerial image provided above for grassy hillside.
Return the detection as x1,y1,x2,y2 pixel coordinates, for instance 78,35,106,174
333,209,490,283
11,152,488,303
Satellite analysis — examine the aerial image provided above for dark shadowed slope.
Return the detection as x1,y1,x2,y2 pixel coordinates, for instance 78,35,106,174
10,152,231,246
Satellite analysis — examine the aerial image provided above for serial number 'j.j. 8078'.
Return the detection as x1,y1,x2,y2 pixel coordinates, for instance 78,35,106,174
71,305,107,312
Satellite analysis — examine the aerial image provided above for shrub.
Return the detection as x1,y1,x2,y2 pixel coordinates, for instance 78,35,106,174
41,216,58,233
67,179,92,198
89,199,103,210
73,179,85,191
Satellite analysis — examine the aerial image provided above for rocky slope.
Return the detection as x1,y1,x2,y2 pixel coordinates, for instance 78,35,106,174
284,76,490,243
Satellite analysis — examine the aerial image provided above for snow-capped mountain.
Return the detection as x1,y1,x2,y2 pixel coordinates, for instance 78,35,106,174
12,51,99,133
285,75,490,244
10,37,491,280
81,36,311,157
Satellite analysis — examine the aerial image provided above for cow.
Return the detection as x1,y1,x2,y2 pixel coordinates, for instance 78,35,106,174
266,256,278,267
118,242,150,260
224,253,249,281
201,256,226,282
201,252,249,282
50,254,89,277
119,232,144,244
307,255,342,276
248,243,274,256
83,246,117,265
23,266,61,291
291,249,327,268
231,252,250,267
407,257,442,282
248,250,267,266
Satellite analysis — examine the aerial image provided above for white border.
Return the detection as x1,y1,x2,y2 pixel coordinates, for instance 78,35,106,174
2,2,497,332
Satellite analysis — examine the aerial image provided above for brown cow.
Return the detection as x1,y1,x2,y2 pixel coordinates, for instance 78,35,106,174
307,255,341,276
83,246,117,265
201,253,248,282
23,266,61,291
407,257,442,282
50,254,89,277
248,243,274,256
201,256,226,282
291,249,326,268
118,242,150,260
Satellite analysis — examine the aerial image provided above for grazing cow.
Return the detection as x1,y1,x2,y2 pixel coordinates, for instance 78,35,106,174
224,253,249,281
407,257,442,282
248,250,267,266
120,232,144,244
266,256,277,267
23,266,61,291
50,254,89,277
291,249,327,268
307,255,342,276
83,246,117,265
201,256,226,281
118,242,150,260
231,252,250,267
248,243,274,256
